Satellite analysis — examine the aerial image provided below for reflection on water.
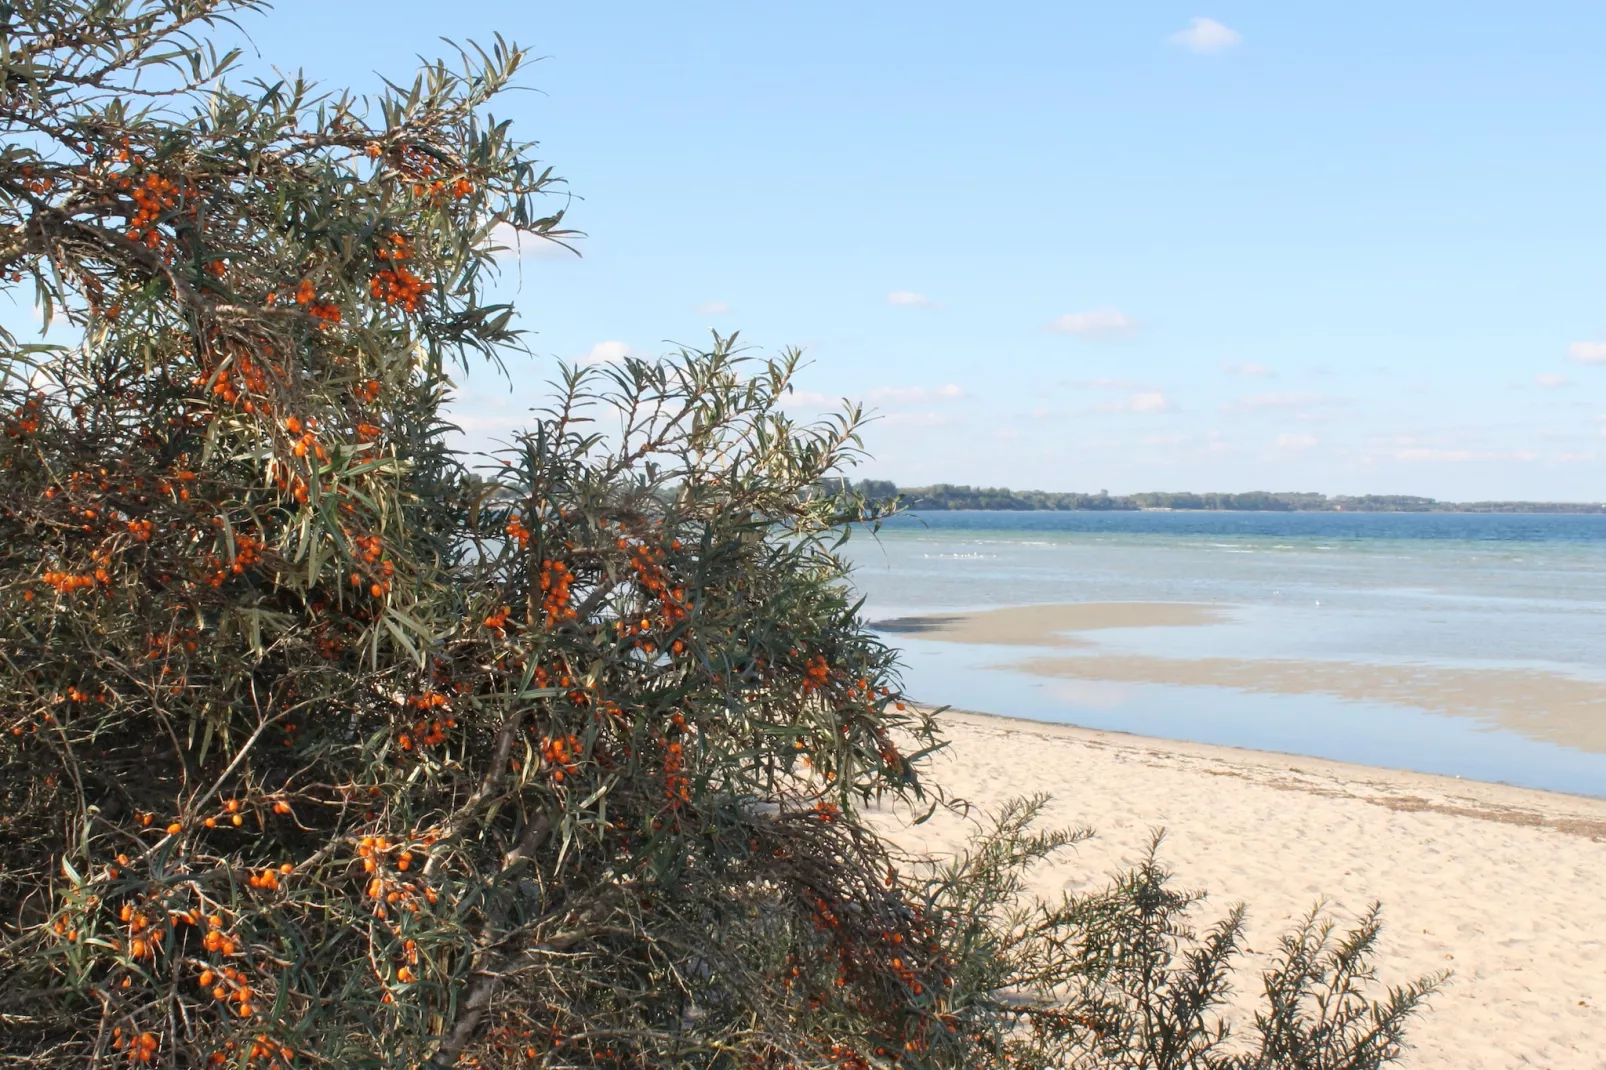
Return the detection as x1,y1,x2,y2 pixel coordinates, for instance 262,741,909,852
846,511,1606,796
888,635,1606,797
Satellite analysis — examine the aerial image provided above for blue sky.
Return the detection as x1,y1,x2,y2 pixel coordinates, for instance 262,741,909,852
28,3,1606,499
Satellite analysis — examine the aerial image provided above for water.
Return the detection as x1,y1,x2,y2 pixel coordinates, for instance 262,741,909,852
843,511,1606,796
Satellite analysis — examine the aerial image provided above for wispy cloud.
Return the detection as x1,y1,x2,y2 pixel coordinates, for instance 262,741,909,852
452,413,527,432
1395,448,1539,463
776,388,836,410
1100,392,1172,413
695,301,732,316
1570,340,1606,364
1222,392,1331,413
576,340,634,366
867,383,964,403
887,290,934,308
776,383,964,411
1221,362,1274,377
486,221,582,261
1536,373,1571,388
1168,16,1241,54
1276,433,1317,452
1073,377,1146,390
1048,309,1137,338
881,411,962,428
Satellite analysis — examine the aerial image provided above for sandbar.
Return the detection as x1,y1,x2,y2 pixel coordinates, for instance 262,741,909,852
871,602,1227,648
871,602,1606,755
870,710,1606,1069
1008,654,1606,755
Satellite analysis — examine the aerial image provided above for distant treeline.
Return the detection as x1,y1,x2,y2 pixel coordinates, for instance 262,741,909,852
829,480,1606,514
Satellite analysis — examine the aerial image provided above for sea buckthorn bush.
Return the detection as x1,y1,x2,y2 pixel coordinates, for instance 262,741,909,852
0,2,1435,1067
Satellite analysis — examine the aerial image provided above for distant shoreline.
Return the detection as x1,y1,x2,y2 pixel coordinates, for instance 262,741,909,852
835,480,1606,513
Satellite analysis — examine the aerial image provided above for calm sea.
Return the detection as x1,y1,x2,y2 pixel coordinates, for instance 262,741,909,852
844,510,1606,797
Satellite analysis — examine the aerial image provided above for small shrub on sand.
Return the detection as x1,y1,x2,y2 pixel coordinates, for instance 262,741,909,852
923,798,1443,1069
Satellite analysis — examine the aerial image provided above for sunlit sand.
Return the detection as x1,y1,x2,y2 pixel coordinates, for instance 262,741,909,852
873,710,1606,1069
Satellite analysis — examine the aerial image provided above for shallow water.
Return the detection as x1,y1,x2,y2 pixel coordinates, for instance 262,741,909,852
843,511,1606,796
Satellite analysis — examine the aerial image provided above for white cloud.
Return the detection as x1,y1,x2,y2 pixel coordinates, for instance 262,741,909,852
695,301,732,316
577,340,634,366
1098,392,1171,413
1048,309,1137,338
867,383,964,403
1394,448,1539,463
1221,362,1274,377
881,411,960,428
1222,392,1330,413
1396,448,1478,462
887,290,933,307
1536,373,1571,388
451,413,526,432
1570,341,1606,364
776,388,835,410
1168,16,1241,54
1276,433,1318,452
486,221,582,261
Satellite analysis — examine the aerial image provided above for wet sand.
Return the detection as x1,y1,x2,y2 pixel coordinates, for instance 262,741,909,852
871,710,1606,1069
1010,653,1606,755
872,602,1228,648
878,602,1606,755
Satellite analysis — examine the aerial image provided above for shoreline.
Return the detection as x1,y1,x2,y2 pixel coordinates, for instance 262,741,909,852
931,705,1606,827
872,708,1606,1068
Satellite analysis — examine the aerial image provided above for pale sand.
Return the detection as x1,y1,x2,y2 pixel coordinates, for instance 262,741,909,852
869,711,1606,1070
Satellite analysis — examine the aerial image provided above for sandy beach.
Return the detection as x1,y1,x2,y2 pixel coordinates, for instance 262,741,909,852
871,710,1606,1069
